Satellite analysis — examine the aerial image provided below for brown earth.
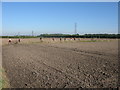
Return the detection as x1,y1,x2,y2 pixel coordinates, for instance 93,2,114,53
2,38,118,88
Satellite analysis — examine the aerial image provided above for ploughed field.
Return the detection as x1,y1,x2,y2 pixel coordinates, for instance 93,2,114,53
2,38,118,88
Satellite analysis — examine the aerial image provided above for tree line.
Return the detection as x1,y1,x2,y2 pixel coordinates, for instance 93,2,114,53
38,34,120,38
1,34,120,38
1,36,37,38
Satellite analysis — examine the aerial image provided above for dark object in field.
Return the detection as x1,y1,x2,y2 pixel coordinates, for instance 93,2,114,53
40,37,42,41
52,38,54,41
18,39,21,42
60,38,62,41
74,38,76,40
25,84,27,86
8,39,12,44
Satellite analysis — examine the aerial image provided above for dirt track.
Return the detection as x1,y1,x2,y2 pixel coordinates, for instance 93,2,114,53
2,40,118,88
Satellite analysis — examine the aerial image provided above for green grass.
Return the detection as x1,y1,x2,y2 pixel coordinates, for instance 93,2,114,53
0,68,10,89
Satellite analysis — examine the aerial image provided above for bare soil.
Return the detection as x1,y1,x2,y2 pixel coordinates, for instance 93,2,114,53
2,39,118,88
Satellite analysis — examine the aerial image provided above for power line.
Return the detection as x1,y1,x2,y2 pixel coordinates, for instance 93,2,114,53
32,31,34,36
75,23,77,34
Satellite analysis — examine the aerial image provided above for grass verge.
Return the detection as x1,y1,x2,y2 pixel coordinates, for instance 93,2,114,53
0,68,10,89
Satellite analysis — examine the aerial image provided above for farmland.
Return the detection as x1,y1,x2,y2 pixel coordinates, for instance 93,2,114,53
2,38,119,88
